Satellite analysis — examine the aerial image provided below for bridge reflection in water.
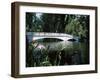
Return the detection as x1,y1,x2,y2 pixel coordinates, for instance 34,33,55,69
26,32,79,43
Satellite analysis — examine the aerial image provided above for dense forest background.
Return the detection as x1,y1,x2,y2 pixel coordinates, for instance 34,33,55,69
26,12,89,42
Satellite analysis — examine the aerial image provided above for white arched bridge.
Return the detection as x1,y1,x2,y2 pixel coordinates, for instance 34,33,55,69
26,32,79,43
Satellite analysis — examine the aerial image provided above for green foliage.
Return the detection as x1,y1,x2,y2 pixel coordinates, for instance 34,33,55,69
65,15,89,41
26,13,89,42
26,41,52,67
26,13,43,32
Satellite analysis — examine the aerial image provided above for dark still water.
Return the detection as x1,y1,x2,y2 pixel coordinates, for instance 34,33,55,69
26,38,89,67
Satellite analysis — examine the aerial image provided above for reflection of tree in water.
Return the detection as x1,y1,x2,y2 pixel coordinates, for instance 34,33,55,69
71,50,83,65
26,40,83,67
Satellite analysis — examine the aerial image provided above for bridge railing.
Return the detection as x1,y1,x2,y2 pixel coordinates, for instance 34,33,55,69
26,32,73,38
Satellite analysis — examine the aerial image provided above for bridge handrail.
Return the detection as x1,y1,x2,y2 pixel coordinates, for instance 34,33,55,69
26,32,74,38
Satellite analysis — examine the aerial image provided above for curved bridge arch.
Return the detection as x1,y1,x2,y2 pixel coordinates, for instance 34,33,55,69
26,32,79,43
33,36,72,41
